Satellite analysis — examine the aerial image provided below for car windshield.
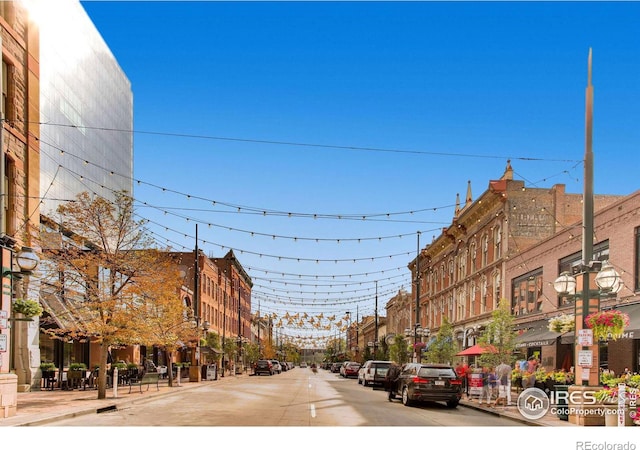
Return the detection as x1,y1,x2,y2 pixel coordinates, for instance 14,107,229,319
418,367,457,378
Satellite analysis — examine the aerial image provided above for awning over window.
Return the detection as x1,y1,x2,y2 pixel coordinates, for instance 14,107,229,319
561,302,640,344
514,326,562,348
39,290,90,333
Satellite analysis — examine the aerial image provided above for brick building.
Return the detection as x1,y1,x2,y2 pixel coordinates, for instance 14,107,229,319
404,161,621,361
506,189,640,374
0,0,40,416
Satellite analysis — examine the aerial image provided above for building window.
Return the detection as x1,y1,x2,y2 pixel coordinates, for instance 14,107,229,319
482,234,488,267
636,227,640,291
2,60,7,120
493,273,501,309
494,225,502,260
470,242,477,273
481,277,487,314
511,268,544,316
459,250,467,280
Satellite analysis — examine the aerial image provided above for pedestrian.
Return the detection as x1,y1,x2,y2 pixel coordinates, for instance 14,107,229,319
456,361,469,397
479,366,492,405
385,362,402,401
494,361,513,406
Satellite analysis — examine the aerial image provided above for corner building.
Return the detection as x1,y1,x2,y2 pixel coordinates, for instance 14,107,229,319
0,0,40,415
34,0,133,390
409,162,621,359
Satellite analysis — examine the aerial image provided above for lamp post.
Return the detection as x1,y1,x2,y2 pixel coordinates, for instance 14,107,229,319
414,231,421,363
552,50,623,390
221,272,227,378
237,278,242,374
0,243,40,401
554,261,622,386
345,312,351,358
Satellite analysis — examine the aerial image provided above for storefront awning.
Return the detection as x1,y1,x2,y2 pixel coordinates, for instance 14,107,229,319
39,290,89,332
514,327,562,348
561,302,640,344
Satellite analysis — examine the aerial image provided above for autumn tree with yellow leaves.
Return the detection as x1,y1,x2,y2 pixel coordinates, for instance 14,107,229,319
42,191,190,399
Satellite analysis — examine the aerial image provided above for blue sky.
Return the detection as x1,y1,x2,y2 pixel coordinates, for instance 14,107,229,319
79,1,640,345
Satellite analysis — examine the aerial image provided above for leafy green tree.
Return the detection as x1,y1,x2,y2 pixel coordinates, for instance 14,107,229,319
389,334,410,364
425,316,457,364
478,298,518,368
244,342,260,367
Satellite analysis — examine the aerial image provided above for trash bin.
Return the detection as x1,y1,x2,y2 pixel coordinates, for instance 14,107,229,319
206,364,217,381
554,385,569,421
201,364,208,380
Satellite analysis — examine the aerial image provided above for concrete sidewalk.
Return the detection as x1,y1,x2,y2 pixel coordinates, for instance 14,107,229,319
0,372,245,427
458,396,576,427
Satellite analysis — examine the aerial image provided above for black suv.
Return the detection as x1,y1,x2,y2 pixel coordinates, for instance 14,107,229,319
254,359,274,376
390,363,462,408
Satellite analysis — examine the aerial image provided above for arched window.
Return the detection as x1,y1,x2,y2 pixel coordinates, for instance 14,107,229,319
494,225,502,260
482,234,489,267
470,241,477,273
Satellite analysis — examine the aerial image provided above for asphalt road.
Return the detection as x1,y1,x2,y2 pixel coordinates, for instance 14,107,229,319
48,368,522,426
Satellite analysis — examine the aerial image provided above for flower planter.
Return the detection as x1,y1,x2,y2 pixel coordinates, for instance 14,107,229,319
603,404,634,426
555,385,569,421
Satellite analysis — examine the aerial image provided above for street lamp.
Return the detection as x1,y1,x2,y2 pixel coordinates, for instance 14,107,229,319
0,244,40,393
553,260,622,386
345,312,351,357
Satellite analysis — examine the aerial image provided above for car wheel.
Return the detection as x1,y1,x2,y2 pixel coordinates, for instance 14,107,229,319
447,400,459,408
402,387,413,406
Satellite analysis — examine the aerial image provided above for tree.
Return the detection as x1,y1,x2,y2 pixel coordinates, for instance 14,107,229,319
135,253,194,388
478,298,518,368
42,191,181,399
425,316,457,364
389,334,410,365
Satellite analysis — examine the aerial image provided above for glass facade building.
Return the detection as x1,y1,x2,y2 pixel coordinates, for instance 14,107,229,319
38,0,133,217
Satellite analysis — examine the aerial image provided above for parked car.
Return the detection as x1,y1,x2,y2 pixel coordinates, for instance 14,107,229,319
358,360,392,387
270,360,282,374
339,361,354,377
330,362,342,373
254,359,274,376
390,363,462,408
342,362,361,378
300,361,308,368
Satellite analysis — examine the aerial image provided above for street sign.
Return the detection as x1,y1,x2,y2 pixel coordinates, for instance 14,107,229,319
578,350,593,367
578,329,593,346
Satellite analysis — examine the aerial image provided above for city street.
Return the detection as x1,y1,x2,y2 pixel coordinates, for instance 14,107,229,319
48,368,520,426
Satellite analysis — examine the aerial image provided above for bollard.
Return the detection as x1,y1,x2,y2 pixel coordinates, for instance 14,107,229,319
177,366,181,386
113,367,118,398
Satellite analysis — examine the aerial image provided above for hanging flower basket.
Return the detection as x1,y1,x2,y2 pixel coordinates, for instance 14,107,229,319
548,314,575,333
585,310,630,341
12,298,43,318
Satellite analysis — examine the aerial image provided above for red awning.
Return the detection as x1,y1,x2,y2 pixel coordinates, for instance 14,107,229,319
456,343,498,356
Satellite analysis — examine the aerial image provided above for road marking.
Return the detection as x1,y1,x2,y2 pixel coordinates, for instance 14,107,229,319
310,404,316,418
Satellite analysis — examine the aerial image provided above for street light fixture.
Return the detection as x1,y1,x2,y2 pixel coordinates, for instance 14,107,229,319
553,261,622,386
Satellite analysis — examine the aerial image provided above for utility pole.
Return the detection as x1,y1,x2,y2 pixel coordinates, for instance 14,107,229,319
415,231,421,363
374,281,379,358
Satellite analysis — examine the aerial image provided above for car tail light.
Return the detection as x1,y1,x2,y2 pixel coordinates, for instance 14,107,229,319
412,377,429,384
